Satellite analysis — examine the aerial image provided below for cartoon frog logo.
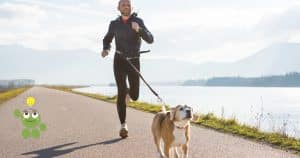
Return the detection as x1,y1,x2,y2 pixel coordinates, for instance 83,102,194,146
13,97,47,139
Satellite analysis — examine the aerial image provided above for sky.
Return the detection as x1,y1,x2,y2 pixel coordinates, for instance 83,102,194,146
1,0,300,63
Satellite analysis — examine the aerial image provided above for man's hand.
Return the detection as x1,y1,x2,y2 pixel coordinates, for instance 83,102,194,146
131,22,140,32
101,49,109,58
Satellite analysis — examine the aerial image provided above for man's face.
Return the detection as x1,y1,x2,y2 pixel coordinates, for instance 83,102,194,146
118,0,131,16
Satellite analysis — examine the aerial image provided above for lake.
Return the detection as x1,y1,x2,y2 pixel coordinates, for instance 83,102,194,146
73,86,300,138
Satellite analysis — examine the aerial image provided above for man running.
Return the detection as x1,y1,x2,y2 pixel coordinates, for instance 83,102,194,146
101,0,154,138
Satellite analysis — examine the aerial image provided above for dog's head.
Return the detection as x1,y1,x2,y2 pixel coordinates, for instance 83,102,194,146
169,104,193,122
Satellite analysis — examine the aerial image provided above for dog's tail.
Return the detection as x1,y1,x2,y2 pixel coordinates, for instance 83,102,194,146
161,104,166,113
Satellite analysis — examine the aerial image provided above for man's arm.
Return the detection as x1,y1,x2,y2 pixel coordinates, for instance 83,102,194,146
103,21,114,51
138,19,154,44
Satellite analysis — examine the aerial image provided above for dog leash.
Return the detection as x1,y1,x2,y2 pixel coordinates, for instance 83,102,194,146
116,50,167,111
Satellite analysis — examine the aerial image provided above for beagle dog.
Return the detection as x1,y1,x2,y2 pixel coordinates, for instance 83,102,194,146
151,104,193,158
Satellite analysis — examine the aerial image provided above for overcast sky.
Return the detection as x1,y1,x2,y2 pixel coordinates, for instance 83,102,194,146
0,0,300,63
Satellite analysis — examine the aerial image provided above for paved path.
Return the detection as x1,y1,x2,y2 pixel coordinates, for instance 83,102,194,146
0,87,298,158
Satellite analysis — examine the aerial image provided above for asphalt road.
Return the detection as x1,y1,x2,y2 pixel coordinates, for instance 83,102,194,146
0,87,298,158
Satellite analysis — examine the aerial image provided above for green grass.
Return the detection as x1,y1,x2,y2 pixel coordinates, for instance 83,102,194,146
0,87,30,105
196,113,300,153
45,85,169,112
46,85,300,154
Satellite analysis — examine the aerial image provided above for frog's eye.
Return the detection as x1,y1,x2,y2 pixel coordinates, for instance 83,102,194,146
23,112,30,119
32,112,39,119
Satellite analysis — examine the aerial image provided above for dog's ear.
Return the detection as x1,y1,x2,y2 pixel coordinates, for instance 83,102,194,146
169,107,176,121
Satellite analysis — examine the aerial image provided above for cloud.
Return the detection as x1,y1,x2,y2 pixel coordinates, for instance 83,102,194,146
0,8,13,18
0,1,115,51
256,6,300,42
0,2,46,31
133,0,300,16
96,0,116,6
0,2,46,19
144,6,290,32
289,30,300,43
14,0,113,16
144,4,300,63
1,0,300,63
0,2,47,45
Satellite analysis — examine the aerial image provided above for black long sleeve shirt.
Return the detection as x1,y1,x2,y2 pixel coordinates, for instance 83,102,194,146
103,13,154,57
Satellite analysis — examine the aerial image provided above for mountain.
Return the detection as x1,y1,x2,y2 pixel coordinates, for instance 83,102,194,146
1,43,300,85
0,45,112,85
234,43,300,76
193,43,300,78
0,44,202,84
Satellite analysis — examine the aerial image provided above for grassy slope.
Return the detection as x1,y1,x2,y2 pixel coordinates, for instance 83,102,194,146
0,87,30,105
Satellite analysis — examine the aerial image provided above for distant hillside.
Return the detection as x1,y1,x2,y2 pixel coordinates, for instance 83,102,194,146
183,72,300,87
0,79,35,90
182,79,206,86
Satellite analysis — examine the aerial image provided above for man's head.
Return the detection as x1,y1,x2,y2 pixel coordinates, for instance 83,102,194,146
118,0,132,17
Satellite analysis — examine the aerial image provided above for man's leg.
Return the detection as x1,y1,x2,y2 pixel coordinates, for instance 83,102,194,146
127,58,140,101
114,56,129,138
115,75,127,124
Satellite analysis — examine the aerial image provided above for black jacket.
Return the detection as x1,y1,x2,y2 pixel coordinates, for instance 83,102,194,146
103,13,154,57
